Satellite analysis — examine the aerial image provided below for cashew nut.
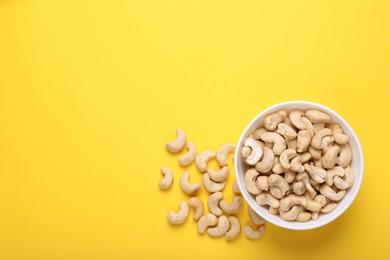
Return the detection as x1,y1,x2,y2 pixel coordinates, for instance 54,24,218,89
319,184,346,201
311,194,327,220
296,212,312,222
264,110,287,131
296,172,316,199
159,167,174,190
255,147,275,173
268,174,290,199
311,128,332,149
334,167,355,190
297,130,312,152
280,148,297,170
290,153,312,172
272,157,285,174
244,224,265,240
244,168,261,195
232,181,241,195
244,137,263,165
167,201,189,225
313,122,325,133
309,146,322,160
260,132,286,155
188,197,204,220
241,146,252,158
332,124,349,145
256,192,280,208
216,144,235,166
289,110,306,129
248,207,266,225
197,213,218,234
280,194,322,211
304,164,327,184
195,150,216,172
207,192,223,216
322,145,340,169
166,128,186,153
292,181,306,195
225,216,241,241
320,203,338,213
302,117,314,136
269,207,279,215
284,170,297,183
286,138,297,150
321,136,334,153
305,109,331,124
208,215,230,237
219,196,243,215
202,173,226,193
255,175,269,191
283,116,294,127
180,171,201,195
253,128,268,140
337,144,352,167
279,206,299,221
325,166,345,186
178,142,197,166
276,123,298,139
208,166,229,182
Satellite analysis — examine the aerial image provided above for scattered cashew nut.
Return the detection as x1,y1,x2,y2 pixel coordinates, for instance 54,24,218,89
202,173,226,193
195,150,216,172
244,224,265,240
188,197,204,220
197,213,218,234
180,171,201,195
208,215,230,237
159,167,174,190
207,192,223,216
167,201,189,225
248,207,266,225
178,142,197,166
225,216,241,241
208,166,229,182
219,196,243,215
166,128,186,153
216,144,235,166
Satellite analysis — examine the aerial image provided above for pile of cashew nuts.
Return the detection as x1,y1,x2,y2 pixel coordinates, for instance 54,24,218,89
160,128,266,240
241,109,355,222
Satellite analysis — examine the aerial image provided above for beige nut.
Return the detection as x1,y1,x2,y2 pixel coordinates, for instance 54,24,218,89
334,167,354,190
296,212,312,222
178,142,197,166
180,171,201,195
280,194,322,212
309,146,322,160
255,147,275,173
244,224,265,240
320,203,338,213
248,207,266,225
302,117,314,136
167,201,189,225
188,197,204,220
241,146,252,158
284,170,297,184
216,144,236,167
220,196,243,215
260,132,286,155
208,215,230,237
280,148,297,170
253,128,268,140
311,195,327,220
244,168,261,195
311,128,333,149
159,167,174,190
268,174,290,199
195,150,216,172
256,175,269,191
166,128,187,153
269,207,279,215
207,192,223,216
208,166,229,182
332,124,349,145
304,164,327,184
232,181,241,195
322,145,341,169
272,157,285,174
202,173,226,193
325,166,345,186
256,192,280,208
290,153,312,173
244,137,264,165
225,216,241,241
337,144,352,167
319,184,346,201
279,206,300,221
289,110,306,129
197,213,218,234
305,109,331,124
292,181,306,195
321,136,334,153
296,172,316,199
264,110,287,131
276,123,298,139
297,130,312,153
313,122,325,133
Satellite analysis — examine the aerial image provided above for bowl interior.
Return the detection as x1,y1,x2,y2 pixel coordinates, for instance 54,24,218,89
234,101,364,230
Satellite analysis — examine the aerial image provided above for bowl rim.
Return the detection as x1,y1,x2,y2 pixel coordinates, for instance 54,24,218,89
234,100,364,230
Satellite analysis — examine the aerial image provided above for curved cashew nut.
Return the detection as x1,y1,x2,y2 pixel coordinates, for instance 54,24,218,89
219,196,243,215
320,203,338,213
280,194,322,212
286,138,297,150
188,197,204,220
244,168,261,195
289,110,306,129
272,157,285,174
292,181,306,195
166,128,186,153
260,132,286,155
290,153,312,172
195,150,216,172
311,128,332,149
167,201,189,225
180,171,201,195
208,215,230,237
216,144,235,166
304,164,327,183
337,144,352,167
297,130,312,153
268,174,290,199
269,207,279,215
208,166,229,182
325,166,345,186
253,128,268,140
311,194,327,220
322,145,340,169
248,207,266,225
284,170,297,184
296,212,312,222
207,192,223,216
241,146,252,158
178,142,197,166
305,109,331,124
309,146,322,160
255,175,269,191
159,167,174,190
244,224,265,240
202,173,226,193
279,206,299,221
264,110,287,131
296,172,316,199
302,117,314,136
332,124,349,145
225,216,241,241
280,148,297,170
321,136,334,153
334,167,354,190
276,123,297,139
256,192,280,208
244,137,264,165
255,147,275,173
319,184,346,201
197,213,218,234
232,181,241,195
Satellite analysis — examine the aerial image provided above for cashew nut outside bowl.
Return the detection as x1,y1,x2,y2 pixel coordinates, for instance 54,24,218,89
234,101,364,230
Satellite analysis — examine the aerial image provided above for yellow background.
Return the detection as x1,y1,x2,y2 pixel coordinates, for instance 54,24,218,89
0,0,389,259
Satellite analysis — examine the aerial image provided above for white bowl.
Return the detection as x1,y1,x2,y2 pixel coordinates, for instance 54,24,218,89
234,101,364,230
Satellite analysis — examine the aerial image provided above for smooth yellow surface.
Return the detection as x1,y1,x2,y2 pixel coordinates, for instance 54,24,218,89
0,0,389,259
